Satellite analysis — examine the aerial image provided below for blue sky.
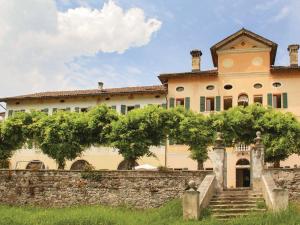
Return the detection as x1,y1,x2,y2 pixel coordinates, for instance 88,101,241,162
56,0,300,87
0,0,299,101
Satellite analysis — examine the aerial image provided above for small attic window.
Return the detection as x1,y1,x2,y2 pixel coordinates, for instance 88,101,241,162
105,97,110,101
15,102,20,105
230,47,235,49
155,95,160,98
252,45,257,48
60,100,65,103
241,41,245,46
176,86,184,92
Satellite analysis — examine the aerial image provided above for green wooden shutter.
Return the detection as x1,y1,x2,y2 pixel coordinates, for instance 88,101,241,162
267,93,273,107
75,107,80,113
121,105,126,114
52,108,57,114
200,96,205,112
65,107,71,112
185,97,190,110
135,104,140,109
111,105,116,110
8,110,13,117
41,108,49,114
283,93,288,108
169,98,175,108
215,96,221,111
161,103,167,109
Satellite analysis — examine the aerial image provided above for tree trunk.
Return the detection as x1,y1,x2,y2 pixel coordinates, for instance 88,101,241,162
58,161,65,170
128,159,136,170
197,160,204,170
273,160,280,168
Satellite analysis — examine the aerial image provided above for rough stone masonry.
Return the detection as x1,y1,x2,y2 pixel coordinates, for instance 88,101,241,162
268,168,300,202
0,170,212,208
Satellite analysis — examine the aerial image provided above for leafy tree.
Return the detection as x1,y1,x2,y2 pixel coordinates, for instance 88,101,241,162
33,111,90,169
178,112,213,170
110,105,166,170
0,111,36,167
209,104,300,167
86,105,119,146
257,110,300,167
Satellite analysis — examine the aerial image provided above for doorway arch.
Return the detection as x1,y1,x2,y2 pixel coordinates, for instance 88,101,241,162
236,158,250,187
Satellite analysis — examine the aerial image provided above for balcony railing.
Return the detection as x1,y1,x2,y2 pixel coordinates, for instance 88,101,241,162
235,143,250,152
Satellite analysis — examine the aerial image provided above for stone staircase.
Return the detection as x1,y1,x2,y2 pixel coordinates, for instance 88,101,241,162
209,188,267,220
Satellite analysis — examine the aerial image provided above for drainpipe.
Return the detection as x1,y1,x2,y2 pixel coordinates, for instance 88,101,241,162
164,94,168,167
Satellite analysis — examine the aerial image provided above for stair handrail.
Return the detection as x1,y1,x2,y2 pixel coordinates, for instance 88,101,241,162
198,174,216,211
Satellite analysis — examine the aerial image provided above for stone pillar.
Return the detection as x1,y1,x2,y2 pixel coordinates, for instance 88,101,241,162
210,132,225,192
251,131,265,191
182,180,200,220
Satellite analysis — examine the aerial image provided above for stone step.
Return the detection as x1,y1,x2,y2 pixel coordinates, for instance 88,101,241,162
212,196,263,201
210,200,263,205
214,193,263,198
223,188,252,191
210,203,257,209
211,208,266,213
212,213,252,219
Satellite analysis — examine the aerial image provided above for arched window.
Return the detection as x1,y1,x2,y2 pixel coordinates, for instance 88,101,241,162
26,160,45,170
236,158,250,166
70,160,92,170
238,94,249,107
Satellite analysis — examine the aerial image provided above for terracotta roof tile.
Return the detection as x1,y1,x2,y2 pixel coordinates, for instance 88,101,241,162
0,85,166,102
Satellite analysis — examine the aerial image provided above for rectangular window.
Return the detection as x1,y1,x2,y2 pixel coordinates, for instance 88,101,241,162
176,98,185,107
206,97,215,111
223,96,232,110
80,108,88,112
127,106,135,112
254,95,263,104
273,94,282,108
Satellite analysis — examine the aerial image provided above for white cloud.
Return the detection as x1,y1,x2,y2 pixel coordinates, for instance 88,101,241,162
0,0,162,99
272,6,290,22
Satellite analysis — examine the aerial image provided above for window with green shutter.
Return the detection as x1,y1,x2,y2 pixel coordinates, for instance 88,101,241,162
283,93,288,108
41,108,49,114
215,96,221,111
121,105,126,114
169,98,175,108
267,93,273,107
200,96,205,112
161,103,167,109
65,107,71,112
111,105,116,110
52,108,58,114
135,104,140,109
8,110,13,117
185,97,190,110
75,107,80,113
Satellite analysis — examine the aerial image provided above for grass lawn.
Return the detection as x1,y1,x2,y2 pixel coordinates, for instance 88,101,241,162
0,200,299,225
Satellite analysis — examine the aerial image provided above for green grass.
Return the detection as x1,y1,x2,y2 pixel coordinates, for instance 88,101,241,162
0,200,299,225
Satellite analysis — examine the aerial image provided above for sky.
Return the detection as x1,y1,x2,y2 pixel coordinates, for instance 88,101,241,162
0,0,300,106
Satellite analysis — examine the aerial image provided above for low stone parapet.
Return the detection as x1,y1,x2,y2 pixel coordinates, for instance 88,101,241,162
0,169,212,208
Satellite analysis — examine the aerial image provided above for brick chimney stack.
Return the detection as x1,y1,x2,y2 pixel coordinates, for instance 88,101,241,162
287,44,300,67
190,49,202,71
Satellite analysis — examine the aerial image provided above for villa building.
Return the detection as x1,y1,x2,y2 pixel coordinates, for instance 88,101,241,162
1,28,300,188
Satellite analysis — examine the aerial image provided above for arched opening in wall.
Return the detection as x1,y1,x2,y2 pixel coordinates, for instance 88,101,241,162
26,160,45,170
0,160,10,169
117,160,139,170
236,158,250,188
70,160,93,170
238,94,249,107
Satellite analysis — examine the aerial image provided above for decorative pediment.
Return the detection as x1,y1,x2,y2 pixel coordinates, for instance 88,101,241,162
210,28,277,67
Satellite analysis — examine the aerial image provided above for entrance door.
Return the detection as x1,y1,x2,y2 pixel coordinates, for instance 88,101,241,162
236,168,250,187
236,158,251,188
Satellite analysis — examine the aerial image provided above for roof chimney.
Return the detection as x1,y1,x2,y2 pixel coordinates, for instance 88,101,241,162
190,49,202,71
288,44,300,67
98,82,104,90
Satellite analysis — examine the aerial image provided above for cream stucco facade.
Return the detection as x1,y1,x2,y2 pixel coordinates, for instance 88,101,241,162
1,28,300,189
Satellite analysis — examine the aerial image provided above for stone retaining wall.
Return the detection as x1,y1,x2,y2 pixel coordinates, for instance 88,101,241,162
0,170,212,208
267,168,300,201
